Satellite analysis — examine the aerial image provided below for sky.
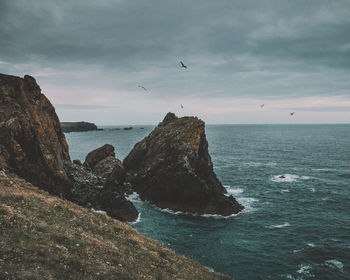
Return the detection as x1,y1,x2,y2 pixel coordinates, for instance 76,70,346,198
1,0,350,125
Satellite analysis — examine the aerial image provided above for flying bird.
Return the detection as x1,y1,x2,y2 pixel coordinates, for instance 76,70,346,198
180,61,187,69
290,112,295,116
138,85,147,91
181,104,184,109
260,104,265,107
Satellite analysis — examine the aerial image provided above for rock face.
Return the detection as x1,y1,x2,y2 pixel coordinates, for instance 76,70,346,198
61,121,100,133
0,73,138,222
84,144,126,186
0,73,71,194
124,112,244,216
66,161,137,222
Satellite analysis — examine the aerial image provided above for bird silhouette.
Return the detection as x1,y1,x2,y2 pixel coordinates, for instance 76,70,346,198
138,85,147,91
180,61,187,69
181,104,184,109
290,112,295,116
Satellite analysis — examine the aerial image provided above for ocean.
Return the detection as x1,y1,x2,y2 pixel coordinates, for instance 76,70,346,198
65,124,350,280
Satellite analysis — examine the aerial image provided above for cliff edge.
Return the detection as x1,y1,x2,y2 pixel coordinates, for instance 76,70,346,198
0,171,231,280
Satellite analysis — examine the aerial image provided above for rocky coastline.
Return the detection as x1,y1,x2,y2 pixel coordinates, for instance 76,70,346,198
0,73,240,279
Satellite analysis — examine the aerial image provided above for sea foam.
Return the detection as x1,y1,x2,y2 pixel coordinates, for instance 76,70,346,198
225,187,244,195
296,264,314,277
266,222,291,229
271,174,310,183
325,259,344,270
129,213,142,225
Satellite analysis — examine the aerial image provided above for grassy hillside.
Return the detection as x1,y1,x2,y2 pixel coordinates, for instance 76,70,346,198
0,171,231,280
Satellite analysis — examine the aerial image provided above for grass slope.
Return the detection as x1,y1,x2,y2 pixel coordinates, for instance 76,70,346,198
0,171,231,280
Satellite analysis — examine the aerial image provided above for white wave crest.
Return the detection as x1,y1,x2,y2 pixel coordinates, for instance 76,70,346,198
297,264,313,277
281,189,290,193
226,187,244,195
158,207,240,219
325,259,343,270
266,222,290,229
126,192,142,203
91,208,107,215
271,174,310,183
239,197,259,213
129,213,142,225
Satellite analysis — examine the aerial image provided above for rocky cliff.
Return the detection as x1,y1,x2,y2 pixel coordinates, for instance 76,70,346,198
124,112,244,216
0,73,71,194
0,73,137,221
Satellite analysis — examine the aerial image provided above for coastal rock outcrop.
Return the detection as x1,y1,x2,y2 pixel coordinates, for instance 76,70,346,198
124,112,244,216
84,144,126,185
65,161,137,222
0,73,137,222
0,73,71,194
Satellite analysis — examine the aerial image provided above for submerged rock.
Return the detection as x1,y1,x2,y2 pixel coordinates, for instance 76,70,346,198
0,73,71,194
124,112,244,216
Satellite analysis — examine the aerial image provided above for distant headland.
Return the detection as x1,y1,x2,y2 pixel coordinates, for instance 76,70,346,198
60,121,102,133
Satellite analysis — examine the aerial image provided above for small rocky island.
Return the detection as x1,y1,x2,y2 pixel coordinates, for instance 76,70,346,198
61,121,101,132
124,112,244,216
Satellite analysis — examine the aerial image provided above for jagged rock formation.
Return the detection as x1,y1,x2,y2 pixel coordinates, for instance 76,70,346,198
0,73,137,221
61,121,100,133
124,112,244,216
0,73,71,194
84,144,125,184
66,161,137,222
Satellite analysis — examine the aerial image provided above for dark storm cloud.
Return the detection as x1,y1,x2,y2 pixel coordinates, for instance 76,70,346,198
1,0,350,99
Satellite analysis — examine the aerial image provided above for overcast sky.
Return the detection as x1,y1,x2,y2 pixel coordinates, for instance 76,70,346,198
1,0,350,124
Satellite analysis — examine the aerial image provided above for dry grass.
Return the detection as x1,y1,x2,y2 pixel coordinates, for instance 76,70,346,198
0,171,231,280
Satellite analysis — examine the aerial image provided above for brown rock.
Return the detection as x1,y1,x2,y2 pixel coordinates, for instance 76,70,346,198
0,73,138,222
93,156,125,184
0,73,71,194
65,162,138,222
84,144,115,169
124,112,244,216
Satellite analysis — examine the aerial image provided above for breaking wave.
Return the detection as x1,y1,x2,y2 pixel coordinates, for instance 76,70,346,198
271,174,311,183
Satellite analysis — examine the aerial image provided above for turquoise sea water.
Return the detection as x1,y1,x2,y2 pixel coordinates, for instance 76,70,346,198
65,124,350,280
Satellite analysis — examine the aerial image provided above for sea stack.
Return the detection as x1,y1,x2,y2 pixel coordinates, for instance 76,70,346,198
124,112,244,216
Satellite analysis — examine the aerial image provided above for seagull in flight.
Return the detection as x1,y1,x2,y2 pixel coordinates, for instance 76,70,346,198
180,61,187,69
260,104,265,107
290,112,295,116
181,104,184,109
138,85,147,91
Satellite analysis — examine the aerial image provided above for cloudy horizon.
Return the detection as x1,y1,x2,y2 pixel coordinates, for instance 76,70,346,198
1,0,350,125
